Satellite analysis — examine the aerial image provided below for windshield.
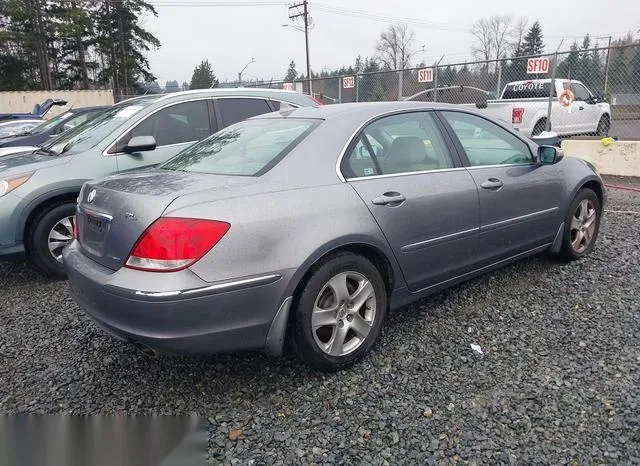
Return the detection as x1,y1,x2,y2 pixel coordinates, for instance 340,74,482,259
31,111,76,134
41,96,159,155
161,118,319,176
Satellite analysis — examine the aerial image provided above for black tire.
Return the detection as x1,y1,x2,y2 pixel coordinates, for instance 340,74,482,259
596,115,610,136
559,188,601,262
289,252,387,371
27,202,76,279
532,119,547,136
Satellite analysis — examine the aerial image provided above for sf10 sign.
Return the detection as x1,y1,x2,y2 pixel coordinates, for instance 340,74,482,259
527,57,550,74
342,76,355,89
418,68,434,83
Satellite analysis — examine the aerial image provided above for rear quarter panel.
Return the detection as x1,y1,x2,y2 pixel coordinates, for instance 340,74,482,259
164,182,406,300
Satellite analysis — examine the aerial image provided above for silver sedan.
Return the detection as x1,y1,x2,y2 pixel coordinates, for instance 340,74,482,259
64,102,605,371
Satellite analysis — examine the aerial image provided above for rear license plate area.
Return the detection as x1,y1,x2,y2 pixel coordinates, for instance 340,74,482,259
80,210,111,257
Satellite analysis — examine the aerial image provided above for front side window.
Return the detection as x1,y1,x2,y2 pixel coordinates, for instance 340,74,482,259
217,98,273,127
161,118,318,176
343,112,454,178
441,111,532,166
571,83,591,102
128,100,210,148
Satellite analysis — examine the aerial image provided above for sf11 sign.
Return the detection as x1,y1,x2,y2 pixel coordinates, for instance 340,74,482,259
418,68,433,83
527,57,550,74
342,76,355,89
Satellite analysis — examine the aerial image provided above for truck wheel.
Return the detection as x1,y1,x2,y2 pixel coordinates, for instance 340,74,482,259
27,201,76,279
532,119,547,136
596,115,610,136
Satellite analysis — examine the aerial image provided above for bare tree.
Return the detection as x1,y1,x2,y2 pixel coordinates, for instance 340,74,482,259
510,17,529,55
471,18,494,64
375,24,416,70
490,15,513,61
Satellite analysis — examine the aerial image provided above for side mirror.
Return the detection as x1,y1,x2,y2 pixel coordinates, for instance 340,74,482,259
124,135,156,153
538,145,564,165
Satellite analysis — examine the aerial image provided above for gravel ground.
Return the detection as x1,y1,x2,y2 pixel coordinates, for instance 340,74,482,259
1,188,639,465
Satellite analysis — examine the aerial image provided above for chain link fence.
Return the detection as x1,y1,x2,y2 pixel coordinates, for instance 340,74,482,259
223,43,640,138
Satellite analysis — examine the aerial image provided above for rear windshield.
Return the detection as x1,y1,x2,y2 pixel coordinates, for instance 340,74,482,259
502,82,555,99
161,118,319,176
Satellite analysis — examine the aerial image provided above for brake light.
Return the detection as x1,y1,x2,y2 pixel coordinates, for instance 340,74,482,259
125,218,230,272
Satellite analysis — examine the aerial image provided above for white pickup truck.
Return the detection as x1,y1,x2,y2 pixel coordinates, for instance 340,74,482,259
470,79,611,137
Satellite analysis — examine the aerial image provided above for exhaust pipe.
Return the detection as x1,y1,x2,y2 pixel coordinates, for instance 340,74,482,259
132,341,159,358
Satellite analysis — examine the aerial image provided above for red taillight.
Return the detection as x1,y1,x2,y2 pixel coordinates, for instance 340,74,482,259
73,214,79,239
125,218,230,272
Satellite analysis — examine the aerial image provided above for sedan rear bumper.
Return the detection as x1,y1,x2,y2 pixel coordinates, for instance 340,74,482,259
63,241,293,355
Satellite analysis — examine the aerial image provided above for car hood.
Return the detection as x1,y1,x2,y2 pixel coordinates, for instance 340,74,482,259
0,149,70,177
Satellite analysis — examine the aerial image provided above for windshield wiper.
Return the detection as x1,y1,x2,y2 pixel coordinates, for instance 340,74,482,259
35,146,59,156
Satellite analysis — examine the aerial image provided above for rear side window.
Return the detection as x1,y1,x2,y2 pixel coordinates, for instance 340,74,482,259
217,98,272,127
161,118,319,176
111,100,210,153
502,82,554,99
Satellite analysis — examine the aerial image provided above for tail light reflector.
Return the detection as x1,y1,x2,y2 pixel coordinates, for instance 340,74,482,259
125,217,230,272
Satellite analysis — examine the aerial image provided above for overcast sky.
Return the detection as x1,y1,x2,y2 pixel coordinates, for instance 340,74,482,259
144,0,640,86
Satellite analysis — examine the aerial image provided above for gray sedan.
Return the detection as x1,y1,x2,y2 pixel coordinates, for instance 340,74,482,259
64,102,605,371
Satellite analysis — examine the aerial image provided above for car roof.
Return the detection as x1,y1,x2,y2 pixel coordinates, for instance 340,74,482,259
115,88,315,109
255,101,465,121
68,106,110,113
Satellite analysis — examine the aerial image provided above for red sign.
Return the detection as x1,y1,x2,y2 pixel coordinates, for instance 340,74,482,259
527,57,550,74
418,68,433,83
512,107,525,124
342,76,355,89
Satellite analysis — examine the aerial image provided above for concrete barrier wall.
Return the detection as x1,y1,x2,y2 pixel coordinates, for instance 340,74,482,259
0,90,114,119
561,139,640,177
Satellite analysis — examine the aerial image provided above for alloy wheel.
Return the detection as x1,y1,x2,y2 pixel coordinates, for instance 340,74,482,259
570,199,597,253
48,216,74,263
311,271,377,356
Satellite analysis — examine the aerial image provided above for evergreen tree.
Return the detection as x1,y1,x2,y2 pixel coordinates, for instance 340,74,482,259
558,41,580,80
190,60,218,89
521,21,545,56
284,61,297,82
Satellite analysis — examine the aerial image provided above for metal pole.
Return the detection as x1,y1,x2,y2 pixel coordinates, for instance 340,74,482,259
433,65,438,102
546,40,564,133
356,73,359,102
398,69,403,101
603,36,612,97
496,63,502,97
238,72,241,85
432,55,445,103
303,0,312,96
338,76,342,103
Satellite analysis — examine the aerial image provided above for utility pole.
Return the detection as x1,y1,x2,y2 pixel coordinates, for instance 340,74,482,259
288,1,312,95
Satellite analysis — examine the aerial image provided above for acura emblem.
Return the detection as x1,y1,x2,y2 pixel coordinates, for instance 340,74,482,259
87,189,96,203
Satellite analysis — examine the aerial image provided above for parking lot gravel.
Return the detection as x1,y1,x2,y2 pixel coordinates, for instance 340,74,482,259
1,185,639,465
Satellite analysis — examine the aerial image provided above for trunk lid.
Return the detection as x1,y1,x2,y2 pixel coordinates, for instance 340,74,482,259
76,169,255,270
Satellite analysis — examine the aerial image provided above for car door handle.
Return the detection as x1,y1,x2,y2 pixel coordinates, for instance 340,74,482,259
372,192,406,206
480,178,503,190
